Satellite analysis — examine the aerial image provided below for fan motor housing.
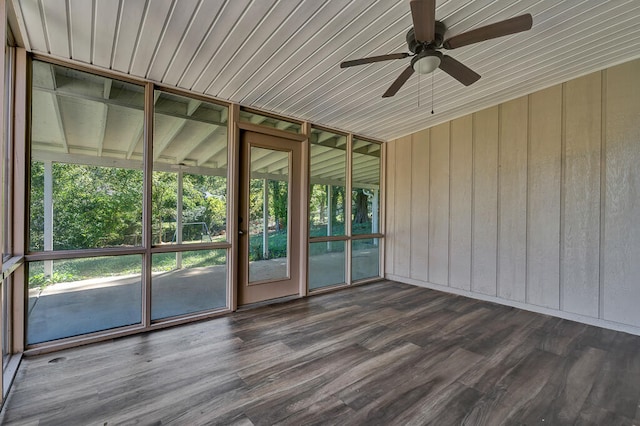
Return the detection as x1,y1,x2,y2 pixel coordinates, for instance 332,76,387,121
407,20,447,53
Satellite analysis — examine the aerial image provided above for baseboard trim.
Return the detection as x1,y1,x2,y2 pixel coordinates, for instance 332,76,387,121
386,274,640,337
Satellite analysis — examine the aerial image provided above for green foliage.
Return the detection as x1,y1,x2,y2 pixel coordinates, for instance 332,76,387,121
248,229,288,261
29,271,75,288
308,184,345,237
30,162,144,251
152,171,177,243
30,162,228,250
269,180,288,231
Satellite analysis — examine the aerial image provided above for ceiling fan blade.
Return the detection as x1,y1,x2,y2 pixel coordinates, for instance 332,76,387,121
410,0,436,42
439,55,480,86
383,65,415,98
443,13,533,49
340,53,410,68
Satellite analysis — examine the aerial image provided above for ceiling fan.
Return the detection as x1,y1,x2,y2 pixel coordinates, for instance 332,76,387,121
340,0,533,97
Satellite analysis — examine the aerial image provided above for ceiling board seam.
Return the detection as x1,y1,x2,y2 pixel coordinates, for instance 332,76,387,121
137,0,177,78
64,0,71,58
144,0,177,79
283,13,412,116
263,2,408,110
172,0,232,87
126,0,150,74
226,0,333,101
204,0,297,95
191,0,277,92
215,0,314,97
89,0,95,63
159,0,212,83
36,0,50,53
152,0,202,82
248,0,384,106
109,0,124,70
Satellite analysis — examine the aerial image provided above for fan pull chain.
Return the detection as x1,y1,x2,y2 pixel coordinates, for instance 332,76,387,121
418,72,421,107
431,72,435,114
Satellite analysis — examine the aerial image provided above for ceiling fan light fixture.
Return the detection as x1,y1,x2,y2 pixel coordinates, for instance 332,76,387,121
412,50,442,74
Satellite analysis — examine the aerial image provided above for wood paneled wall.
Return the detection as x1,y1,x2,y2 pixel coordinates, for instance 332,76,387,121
385,58,640,333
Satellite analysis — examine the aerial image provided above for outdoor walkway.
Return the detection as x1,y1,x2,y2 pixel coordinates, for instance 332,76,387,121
27,249,379,344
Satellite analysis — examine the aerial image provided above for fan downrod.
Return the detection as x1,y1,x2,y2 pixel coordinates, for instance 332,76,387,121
406,20,447,53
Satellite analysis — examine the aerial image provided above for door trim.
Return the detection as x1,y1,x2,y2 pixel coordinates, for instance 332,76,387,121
237,129,306,306
237,121,307,142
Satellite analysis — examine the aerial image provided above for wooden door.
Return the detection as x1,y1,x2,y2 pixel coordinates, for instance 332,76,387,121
238,131,302,305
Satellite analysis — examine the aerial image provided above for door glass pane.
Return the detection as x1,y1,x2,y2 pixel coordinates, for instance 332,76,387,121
309,128,346,237
352,238,380,281
27,255,142,344
309,241,345,290
352,139,381,235
249,147,289,283
151,249,227,320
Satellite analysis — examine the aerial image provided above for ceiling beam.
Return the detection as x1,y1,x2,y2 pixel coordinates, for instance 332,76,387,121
126,122,144,160
250,150,289,172
33,86,227,127
97,79,112,156
47,65,69,153
30,149,228,177
196,138,228,168
175,125,222,163
153,118,187,161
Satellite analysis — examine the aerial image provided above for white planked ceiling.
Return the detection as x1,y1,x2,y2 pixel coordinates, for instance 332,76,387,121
12,0,640,141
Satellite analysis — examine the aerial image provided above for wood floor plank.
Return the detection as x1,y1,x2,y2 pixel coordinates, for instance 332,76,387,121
508,346,607,424
2,281,640,425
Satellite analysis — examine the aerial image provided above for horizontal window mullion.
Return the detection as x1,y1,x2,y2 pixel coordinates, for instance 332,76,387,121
25,247,146,261
150,242,231,253
350,233,384,240
309,235,349,243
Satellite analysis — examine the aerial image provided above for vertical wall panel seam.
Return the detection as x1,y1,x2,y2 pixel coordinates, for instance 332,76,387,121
470,113,475,292
427,130,432,282
525,94,531,304
409,135,413,277
448,120,452,287
559,82,567,311
496,105,502,297
426,129,430,280
392,140,398,276
599,69,607,320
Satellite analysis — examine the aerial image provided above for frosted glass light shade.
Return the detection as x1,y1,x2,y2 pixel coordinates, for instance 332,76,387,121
413,54,441,74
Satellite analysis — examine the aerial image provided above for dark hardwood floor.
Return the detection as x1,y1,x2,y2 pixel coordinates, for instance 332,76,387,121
2,280,640,425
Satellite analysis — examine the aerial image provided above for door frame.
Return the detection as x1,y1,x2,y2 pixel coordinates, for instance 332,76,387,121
232,120,309,309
